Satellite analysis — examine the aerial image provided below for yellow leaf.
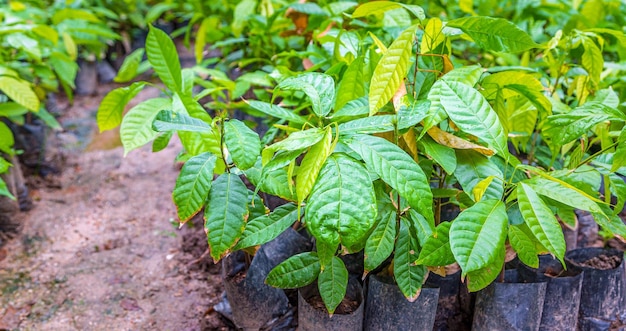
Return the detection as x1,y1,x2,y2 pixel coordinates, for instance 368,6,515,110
63,32,77,61
472,176,495,201
426,126,494,156
402,129,419,161
421,18,445,54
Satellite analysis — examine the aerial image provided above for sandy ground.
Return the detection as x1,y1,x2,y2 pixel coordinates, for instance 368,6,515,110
0,87,227,330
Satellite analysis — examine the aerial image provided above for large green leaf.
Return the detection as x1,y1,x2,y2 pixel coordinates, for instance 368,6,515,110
364,210,396,273
318,256,349,315
245,159,296,201
152,110,212,133
517,183,565,262
305,154,377,247
346,134,433,222
455,150,504,201
120,98,171,155
446,16,538,53
394,217,426,301
369,24,418,115
278,73,335,117
544,102,626,147
508,225,539,268
450,199,507,276
582,37,603,86
416,221,455,266
0,76,39,111
338,115,396,135
97,82,146,132
224,119,262,170
114,48,145,83
335,56,366,111
438,80,508,157
266,252,320,288
466,244,505,292
172,152,217,223
297,127,333,204
234,203,299,250
422,66,483,133
146,25,182,93
524,176,603,214
246,100,308,125
204,173,249,261
591,205,626,240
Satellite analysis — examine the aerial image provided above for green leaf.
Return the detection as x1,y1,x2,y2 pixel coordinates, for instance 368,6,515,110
394,217,426,301
335,56,366,111
173,152,217,223
146,25,182,93
544,102,626,147
0,103,28,117
224,119,262,170
153,110,212,133
97,82,145,132
297,127,333,204
0,177,13,200
232,0,256,37
369,24,418,115
364,210,396,272
582,37,603,86
438,80,508,157
446,16,538,53
455,150,504,201
524,176,603,214
517,183,565,263
450,199,507,276
352,1,425,20
338,115,396,135
318,256,349,315
120,98,171,155
508,225,539,268
266,128,325,154
305,154,377,247
0,76,39,111
245,159,296,201
152,132,173,152
612,129,626,172
466,244,505,292
416,221,455,266
204,173,249,261
332,96,369,119
114,48,145,83
316,240,338,269
420,135,457,174
592,205,626,239
0,122,14,154
407,209,434,246
278,73,335,118
179,130,222,157
235,203,298,250
266,252,320,288
346,134,433,223
246,100,308,125
33,108,61,130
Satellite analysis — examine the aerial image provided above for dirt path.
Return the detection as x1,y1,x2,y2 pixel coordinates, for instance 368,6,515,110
0,87,226,330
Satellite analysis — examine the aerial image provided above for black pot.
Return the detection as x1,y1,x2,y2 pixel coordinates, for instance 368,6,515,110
565,248,626,331
75,59,98,96
364,274,439,331
221,228,311,330
472,273,547,331
425,271,472,331
518,255,584,331
298,277,364,331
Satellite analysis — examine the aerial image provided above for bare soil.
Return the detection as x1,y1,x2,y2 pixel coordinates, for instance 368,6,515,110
0,86,228,330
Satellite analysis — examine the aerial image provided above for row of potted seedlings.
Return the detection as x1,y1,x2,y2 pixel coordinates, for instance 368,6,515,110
95,2,626,330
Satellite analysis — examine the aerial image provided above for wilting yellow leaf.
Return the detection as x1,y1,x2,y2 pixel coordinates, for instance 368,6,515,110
427,126,495,156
